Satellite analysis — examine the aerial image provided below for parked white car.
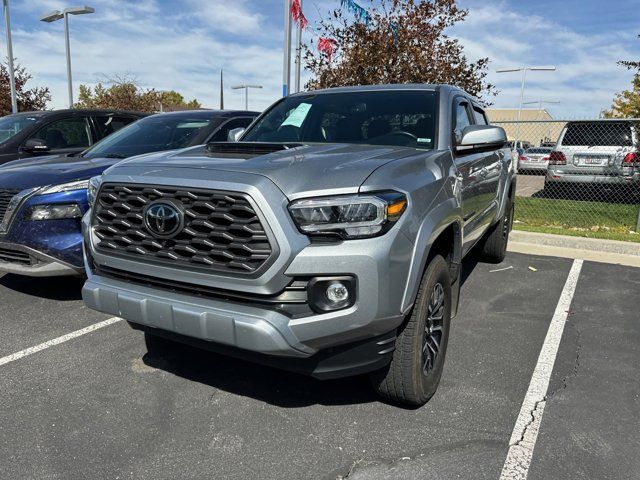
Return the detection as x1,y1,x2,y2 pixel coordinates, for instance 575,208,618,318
545,120,639,193
518,146,553,173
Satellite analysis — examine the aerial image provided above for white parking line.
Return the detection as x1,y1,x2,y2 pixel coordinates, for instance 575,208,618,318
500,259,583,480
0,317,122,367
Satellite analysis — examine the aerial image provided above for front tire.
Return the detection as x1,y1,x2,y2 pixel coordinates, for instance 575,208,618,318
370,255,452,407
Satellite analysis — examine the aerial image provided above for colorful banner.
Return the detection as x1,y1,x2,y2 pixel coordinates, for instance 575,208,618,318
340,0,371,25
317,37,337,61
291,0,308,29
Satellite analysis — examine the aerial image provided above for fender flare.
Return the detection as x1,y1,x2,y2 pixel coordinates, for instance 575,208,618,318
400,196,463,314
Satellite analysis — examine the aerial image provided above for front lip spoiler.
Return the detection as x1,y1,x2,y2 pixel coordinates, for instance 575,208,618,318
0,242,83,277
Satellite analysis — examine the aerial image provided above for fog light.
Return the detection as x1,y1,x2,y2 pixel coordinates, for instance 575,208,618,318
326,282,349,303
308,276,356,313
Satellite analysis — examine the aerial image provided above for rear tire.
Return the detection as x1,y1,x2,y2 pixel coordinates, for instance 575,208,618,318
370,255,452,407
478,197,513,264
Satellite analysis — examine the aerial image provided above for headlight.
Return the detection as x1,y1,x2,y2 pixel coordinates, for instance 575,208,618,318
27,204,82,221
38,179,89,195
87,176,102,208
288,192,407,239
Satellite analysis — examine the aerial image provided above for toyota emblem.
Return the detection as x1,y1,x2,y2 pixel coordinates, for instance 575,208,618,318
144,201,183,238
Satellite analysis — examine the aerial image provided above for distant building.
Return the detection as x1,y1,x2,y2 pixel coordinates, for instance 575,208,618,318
486,108,565,147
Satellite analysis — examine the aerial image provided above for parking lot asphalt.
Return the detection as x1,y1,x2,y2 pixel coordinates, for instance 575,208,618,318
0,251,638,480
515,174,545,198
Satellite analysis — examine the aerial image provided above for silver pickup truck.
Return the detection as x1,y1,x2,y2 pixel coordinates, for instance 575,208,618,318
82,84,514,406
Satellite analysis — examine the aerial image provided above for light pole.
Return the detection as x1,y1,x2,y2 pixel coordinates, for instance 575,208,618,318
496,66,556,148
3,0,17,113
232,84,263,110
294,0,303,93
283,0,292,97
40,6,95,108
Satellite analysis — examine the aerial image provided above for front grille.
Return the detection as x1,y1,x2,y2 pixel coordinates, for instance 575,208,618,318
93,184,275,275
0,189,21,224
0,246,34,266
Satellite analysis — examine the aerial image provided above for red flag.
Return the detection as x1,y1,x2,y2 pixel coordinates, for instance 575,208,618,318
317,37,337,61
291,0,308,29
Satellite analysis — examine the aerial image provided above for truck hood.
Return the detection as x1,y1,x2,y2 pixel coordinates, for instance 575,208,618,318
111,143,431,198
0,154,117,191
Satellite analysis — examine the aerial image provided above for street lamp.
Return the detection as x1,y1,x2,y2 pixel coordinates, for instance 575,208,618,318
232,84,263,110
3,0,17,113
40,6,95,108
496,66,556,148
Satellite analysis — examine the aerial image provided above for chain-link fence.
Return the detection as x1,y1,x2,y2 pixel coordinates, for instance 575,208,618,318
491,118,640,243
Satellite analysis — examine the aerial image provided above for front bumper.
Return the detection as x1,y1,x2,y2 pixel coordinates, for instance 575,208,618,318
0,188,88,276
82,169,419,377
0,242,81,277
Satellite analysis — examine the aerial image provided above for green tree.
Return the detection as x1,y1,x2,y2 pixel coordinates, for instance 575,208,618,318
603,75,640,118
75,77,201,113
0,61,51,115
603,34,640,118
304,0,496,103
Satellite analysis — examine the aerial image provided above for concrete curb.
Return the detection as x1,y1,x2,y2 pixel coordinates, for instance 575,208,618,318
507,230,640,268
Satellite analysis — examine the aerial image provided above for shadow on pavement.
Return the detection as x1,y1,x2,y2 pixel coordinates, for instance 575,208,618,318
0,273,85,301
142,345,380,408
140,255,484,409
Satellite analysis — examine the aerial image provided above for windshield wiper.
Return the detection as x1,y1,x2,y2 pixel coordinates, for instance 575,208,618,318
104,153,127,159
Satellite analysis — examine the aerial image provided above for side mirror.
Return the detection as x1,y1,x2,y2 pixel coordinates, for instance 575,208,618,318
227,127,245,142
22,138,50,153
457,125,507,151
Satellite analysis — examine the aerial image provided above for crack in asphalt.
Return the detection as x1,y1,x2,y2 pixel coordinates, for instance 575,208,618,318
333,438,505,479
512,324,582,448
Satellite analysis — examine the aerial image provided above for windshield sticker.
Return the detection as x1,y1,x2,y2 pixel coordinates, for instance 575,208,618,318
417,138,431,143
282,103,312,127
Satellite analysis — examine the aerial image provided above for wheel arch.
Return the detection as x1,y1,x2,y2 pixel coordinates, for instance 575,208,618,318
400,198,463,317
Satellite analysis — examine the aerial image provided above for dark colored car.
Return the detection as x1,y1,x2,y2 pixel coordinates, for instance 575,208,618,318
0,109,145,166
0,109,259,277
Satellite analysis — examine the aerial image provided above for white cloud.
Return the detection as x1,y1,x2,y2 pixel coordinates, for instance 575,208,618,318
9,0,284,111
5,0,639,118
453,1,638,117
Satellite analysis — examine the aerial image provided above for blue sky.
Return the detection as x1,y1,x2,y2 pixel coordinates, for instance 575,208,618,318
3,0,640,117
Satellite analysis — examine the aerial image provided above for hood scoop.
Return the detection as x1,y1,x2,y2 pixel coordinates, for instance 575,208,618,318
205,142,304,157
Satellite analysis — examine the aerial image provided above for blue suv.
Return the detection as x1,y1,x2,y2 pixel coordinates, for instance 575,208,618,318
0,109,259,277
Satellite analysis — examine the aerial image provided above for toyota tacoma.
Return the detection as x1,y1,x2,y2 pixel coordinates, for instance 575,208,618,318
82,85,514,406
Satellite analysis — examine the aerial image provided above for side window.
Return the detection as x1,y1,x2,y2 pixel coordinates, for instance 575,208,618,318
473,107,488,125
94,115,138,138
29,117,91,150
209,117,256,142
455,101,472,132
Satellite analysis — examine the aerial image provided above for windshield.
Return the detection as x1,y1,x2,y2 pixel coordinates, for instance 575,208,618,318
83,115,218,159
0,115,39,144
243,90,438,149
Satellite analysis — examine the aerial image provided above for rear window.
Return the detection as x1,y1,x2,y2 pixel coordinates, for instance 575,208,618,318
526,148,552,154
561,122,633,147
